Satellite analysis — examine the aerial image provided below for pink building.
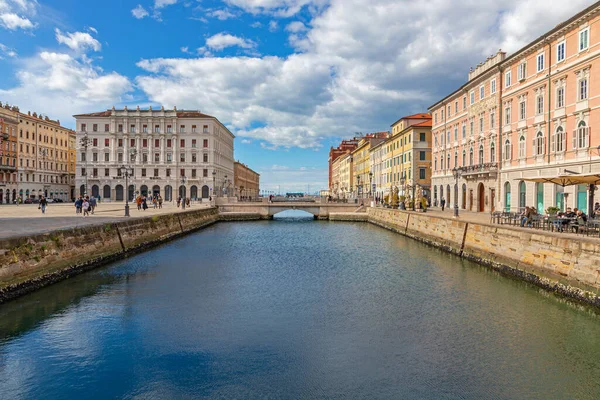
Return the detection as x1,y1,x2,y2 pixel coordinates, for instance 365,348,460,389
431,1,600,214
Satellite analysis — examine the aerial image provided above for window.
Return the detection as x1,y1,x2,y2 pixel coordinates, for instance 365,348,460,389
92,124,98,132
180,169,185,177
180,125,185,133
143,125,148,133
536,95,544,115
505,105,511,125
556,87,565,108
470,121,474,136
118,124,123,132
441,109,445,121
104,153,109,162
105,168,110,177
552,127,565,153
118,153,123,162
448,105,451,117
180,139,185,148
454,126,458,141
490,142,496,163
92,153,98,162
455,101,458,113
81,124,86,132
166,168,171,177
579,79,588,101
155,153,160,162
192,153,197,163
462,124,466,139
203,169,208,177
480,85,485,99
167,139,172,148
167,153,172,162
81,153,86,162
143,139,148,148
574,121,589,149
92,138,98,147
192,139,197,148
470,90,475,105
203,153,208,163
104,138,109,147
463,96,467,109
104,124,109,132
579,28,589,51
192,169,197,178
490,112,495,129
469,148,474,165
519,135,526,158
130,139,135,147
419,151,426,160
192,125,197,133
534,132,545,156
142,153,148,164
419,132,426,142
518,62,526,80
479,116,484,134
479,145,484,164
154,168,159,177
141,168,146,177
130,152,136,163
419,168,426,180
167,125,172,133
557,41,565,62
491,79,496,94
154,125,160,133
505,71,512,87
203,139,209,148
203,125,209,133
180,153,185,162
504,139,511,160
155,139,160,148
130,125,135,133
537,54,544,72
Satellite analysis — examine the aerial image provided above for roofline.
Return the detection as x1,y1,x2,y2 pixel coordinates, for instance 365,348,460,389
390,114,431,127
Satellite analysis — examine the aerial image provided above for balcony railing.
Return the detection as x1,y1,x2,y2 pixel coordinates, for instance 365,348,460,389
462,162,498,179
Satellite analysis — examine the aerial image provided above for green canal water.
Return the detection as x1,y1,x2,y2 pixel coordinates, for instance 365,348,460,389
0,211,599,399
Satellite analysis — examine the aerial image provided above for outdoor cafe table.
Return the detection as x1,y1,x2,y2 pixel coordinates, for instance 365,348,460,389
553,217,576,232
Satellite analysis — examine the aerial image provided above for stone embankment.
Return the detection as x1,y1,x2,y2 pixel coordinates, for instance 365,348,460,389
368,208,600,307
0,208,219,304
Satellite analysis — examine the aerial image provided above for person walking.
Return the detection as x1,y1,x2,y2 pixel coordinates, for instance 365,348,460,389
75,196,83,214
153,196,158,209
142,196,148,211
89,196,97,214
136,196,142,211
82,198,90,217
177,197,181,208
39,196,48,214
158,195,163,209
441,197,446,211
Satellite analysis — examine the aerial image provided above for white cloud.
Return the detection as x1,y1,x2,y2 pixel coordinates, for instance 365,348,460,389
0,12,33,30
131,4,149,19
240,139,253,144
134,0,594,150
88,26,98,34
0,42,17,58
204,33,256,51
208,9,237,20
268,20,278,32
250,21,262,28
154,0,177,9
0,51,132,126
55,29,102,53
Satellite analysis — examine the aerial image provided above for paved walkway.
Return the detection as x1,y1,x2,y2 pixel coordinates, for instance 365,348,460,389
0,201,211,239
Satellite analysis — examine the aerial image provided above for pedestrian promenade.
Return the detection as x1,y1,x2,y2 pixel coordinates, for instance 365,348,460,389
0,201,211,239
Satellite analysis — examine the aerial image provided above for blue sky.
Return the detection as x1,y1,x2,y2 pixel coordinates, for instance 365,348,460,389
0,0,593,192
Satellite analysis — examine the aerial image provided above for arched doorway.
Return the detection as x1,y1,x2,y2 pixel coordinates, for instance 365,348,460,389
0,189,3,203
92,185,99,198
115,185,124,201
79,185,85,196
440,185,444,203
504,182,511,211
577,184,588,213
462,184,467,209
478,183,485,212
469,189,473,211
103,185,111,200
190,185,198,199
179,185,186,199
202,185,209,199
446,185,451,207
519,181,526,212
12,189,16,203
454,184,458,209
536,183,544,213
152,185,160,197
140,185,148,197
164,185,172,201
433,186,438,203
128,185,135,201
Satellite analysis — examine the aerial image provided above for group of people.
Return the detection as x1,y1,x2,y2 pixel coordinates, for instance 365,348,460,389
176,197,190,208
136,195,163,211
74,196,97,217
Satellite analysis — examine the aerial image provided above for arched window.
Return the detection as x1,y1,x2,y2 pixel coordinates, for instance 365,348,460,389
447,153,451,169
575,120,589,149
479,144,484,164
454,151,458,167
490,142,496,163
553,126,564,153
434,157,438,171
535,131,544,156
504,139,511,160
462,150,466,166
519,181,526,211
518,135,526,158
469,147,474,165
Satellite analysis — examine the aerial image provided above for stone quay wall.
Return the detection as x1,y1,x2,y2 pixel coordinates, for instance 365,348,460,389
0,208,219,304
368,208,600,307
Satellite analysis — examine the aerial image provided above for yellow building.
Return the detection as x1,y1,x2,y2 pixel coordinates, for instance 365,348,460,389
338,152,353,199
351,133,387,198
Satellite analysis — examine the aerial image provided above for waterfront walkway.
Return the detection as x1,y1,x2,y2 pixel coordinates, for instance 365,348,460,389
0,202,211,239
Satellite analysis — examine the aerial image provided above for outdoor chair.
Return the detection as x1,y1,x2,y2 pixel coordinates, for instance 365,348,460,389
490,211,502,224
574,218,592,236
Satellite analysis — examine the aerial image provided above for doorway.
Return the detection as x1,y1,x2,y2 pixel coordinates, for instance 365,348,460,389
469,189,473,211
490,189,496,212
478,183,485,212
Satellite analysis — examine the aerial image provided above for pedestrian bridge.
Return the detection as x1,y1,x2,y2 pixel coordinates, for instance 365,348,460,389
217,201,364,219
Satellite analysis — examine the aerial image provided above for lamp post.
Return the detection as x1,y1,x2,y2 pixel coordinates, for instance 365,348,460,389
452,167,462,218
369,172,373,200
119,165,134,217
357,175,361,199
181,174,187,210
79,134,92,196
223,174,228,197
128,148,137,202
212,170,217,199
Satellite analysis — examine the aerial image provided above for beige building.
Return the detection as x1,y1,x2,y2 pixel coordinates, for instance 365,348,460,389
0,103,18,203
234,161,260,200
73,106,235,201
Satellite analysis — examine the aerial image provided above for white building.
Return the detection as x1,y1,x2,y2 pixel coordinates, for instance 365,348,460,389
73,106,235,201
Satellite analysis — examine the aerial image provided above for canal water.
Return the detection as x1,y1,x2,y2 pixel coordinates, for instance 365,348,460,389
1,211,600,399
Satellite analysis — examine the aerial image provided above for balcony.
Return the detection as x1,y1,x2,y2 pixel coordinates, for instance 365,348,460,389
461,162,498,180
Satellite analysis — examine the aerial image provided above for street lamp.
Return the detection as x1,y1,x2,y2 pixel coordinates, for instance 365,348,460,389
223,174,228,197
357,175,361,199
119,165,135,217
181,174,187,210
369,172,373,199
79,133,92,196
212,170,217,198
452,167,463,217
128,148,137,202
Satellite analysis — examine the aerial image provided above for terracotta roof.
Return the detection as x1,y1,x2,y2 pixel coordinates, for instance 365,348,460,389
72,111,112,117
402,113,431,119
176,111,215,118
413,120,432,127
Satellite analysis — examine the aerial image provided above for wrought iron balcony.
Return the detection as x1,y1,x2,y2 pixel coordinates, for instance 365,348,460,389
461,162,498,179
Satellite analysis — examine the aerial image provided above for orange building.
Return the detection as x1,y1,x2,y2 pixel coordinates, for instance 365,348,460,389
0,103,18,203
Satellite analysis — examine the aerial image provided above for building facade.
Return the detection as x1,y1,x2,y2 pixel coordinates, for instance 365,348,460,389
328,138,359,195
0,104,18,204
73,106,235,201
351,133,387,198
234,161,260,200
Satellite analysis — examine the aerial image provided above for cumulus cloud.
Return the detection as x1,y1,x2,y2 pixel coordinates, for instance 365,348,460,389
208,8,237,20
204,33,256,51
0,42,17,58
154,0,177,8
55,29,102,52
285,21,307,33
131,4,149,19
0,51,132,125
224,0,325,17
0,12,33,29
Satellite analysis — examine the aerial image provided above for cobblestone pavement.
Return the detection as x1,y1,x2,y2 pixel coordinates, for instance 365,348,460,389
0,201,211,239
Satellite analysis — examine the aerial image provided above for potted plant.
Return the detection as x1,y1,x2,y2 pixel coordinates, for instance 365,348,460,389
546,206,560,216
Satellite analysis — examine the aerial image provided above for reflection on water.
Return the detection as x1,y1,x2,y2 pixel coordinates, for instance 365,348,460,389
1,220,600,399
